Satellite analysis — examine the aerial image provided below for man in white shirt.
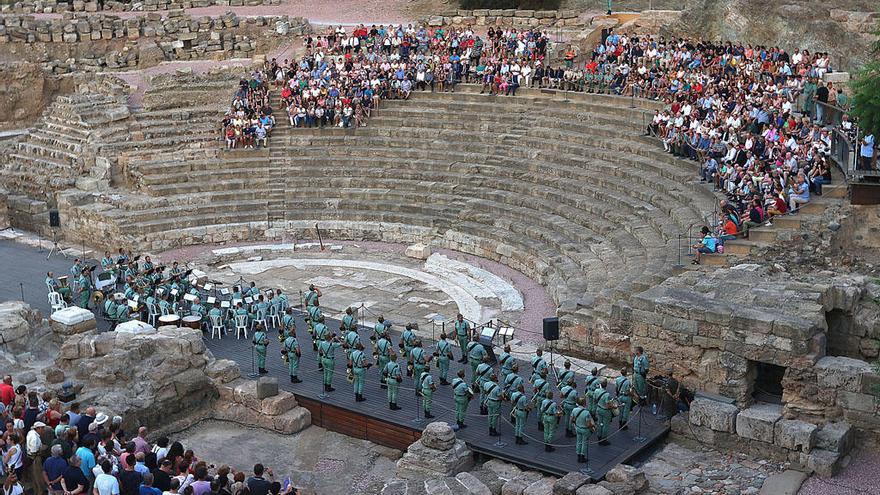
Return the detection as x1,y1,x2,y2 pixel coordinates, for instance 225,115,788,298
27,422,46,495
93,461,120,495
3,471,23,495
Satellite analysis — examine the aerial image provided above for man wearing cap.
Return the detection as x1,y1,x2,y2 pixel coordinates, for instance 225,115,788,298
571,396,595,464
434,332,454,385
383,351,402,410
615,368,633,430
341,307,358,331
557,361,575,390
594,378,612,446
400,324,416,357
28,421,47,495
497,345,514,385
253,324,269,374
283,329,302,383
304,284,321,307
466,335,487,379
375,334,392,388
43,444,68,495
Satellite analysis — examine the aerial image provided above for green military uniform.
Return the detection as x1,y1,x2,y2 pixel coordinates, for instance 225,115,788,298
383,359,402,407
350,348,368,397
304,289,319,307
46,276,71,301
509,390,529,440
557,368,576,390
314,322,329,368
633,353,649,399
483,379,503,433
498,350,514,384
594,387,612,442
420,372,435,415
344,330,361,358
342,312,358,331
615,375,633,426
466,341,487,378
373,321,388,341
530,355,548,383
191,302,206,321
375,337,392,385
115,303,130,323
76,273,92,309
474,362,492,411
454,319,471,360
307,305,322,336
540,397,560,445
560,385,578,436
103,298,117,320
401,327,416,357
283,335,301,380
572,405,594,459
253,329,269,372
453,376,472,426
281,312,296,337
159,298,173,316
318,339,342,388
503,373,524,396
435,339,453,383
410,346,428,390
235,306,250,328
532,377,550,430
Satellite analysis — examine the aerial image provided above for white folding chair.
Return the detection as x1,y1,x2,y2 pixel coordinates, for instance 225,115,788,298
251,308,268,331
210,315,224,340
235,314,249,339
46,281,55,293
267,305,281,329
146,303,159,327
48,292,67,313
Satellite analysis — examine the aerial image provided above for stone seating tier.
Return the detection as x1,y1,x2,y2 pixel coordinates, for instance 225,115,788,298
57,87,716,318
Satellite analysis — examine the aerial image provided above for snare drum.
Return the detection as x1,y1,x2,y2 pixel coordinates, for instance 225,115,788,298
159,314,181,327
181,315,202,330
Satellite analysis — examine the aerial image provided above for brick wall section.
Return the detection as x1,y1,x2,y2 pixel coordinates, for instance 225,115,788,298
425,8,585,28
1,0,280,15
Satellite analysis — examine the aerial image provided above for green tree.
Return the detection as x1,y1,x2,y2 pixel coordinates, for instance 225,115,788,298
850,21,880,138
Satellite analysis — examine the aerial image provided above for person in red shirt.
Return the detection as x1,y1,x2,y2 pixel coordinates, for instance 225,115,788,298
0,375,14,407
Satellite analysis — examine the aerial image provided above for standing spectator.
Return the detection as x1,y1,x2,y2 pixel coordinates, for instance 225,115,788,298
93,460,119,495
61,455,88,495
3,471,23,495
27,422,46,495
75,438,97,484
43,444,68,495
245,465,273,495
815,82,829,124
189,466,211,495
2,434,23,480
119,454,143,495
76,407,96,440
0,377,14,408
860,133,875,171
151,460,173,493
140,473,162,495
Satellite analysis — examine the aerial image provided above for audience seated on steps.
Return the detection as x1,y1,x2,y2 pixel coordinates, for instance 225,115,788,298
221,73,274,150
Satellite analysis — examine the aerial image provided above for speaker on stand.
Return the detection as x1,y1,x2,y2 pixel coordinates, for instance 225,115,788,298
47,210,67,259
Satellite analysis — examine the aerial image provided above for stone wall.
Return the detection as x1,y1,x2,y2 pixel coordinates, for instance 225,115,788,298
0,187,9,230
673,398,856,477
0,12,310,70
426,8,584,28
1,0,280,15
582,264,880,437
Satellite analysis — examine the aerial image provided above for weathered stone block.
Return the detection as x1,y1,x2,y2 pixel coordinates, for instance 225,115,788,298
736,403,782,442
455,471,491,494
774,419,817,453
799,449,843,477
575,487,612,495
552,472,588,495
422,421,456,450
689,397,738,433
815,421,854,453
206,358,240,383
815,356,871,392
256,376,278,399
261,390,297,415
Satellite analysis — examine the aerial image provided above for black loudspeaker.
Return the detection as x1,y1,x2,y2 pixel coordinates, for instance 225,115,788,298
543,317,559,341
49,210,60,228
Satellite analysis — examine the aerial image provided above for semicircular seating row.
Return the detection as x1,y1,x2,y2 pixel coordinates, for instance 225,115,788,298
114,84,718,316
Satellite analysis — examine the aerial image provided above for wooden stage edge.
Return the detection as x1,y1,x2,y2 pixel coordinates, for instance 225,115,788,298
293,391,669,478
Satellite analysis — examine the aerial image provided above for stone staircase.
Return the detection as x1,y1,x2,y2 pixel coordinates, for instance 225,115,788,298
0,93,131,204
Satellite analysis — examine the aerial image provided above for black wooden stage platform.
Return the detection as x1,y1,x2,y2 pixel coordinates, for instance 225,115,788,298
204,311,668,480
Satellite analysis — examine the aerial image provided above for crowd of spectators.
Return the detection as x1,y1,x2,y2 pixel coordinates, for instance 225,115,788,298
221,74,275,150
0,375,298,495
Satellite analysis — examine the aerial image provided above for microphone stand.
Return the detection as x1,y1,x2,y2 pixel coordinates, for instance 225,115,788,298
248,340,259,379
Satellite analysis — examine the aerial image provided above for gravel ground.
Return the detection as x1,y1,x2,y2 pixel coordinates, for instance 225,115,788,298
798,448,880,495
